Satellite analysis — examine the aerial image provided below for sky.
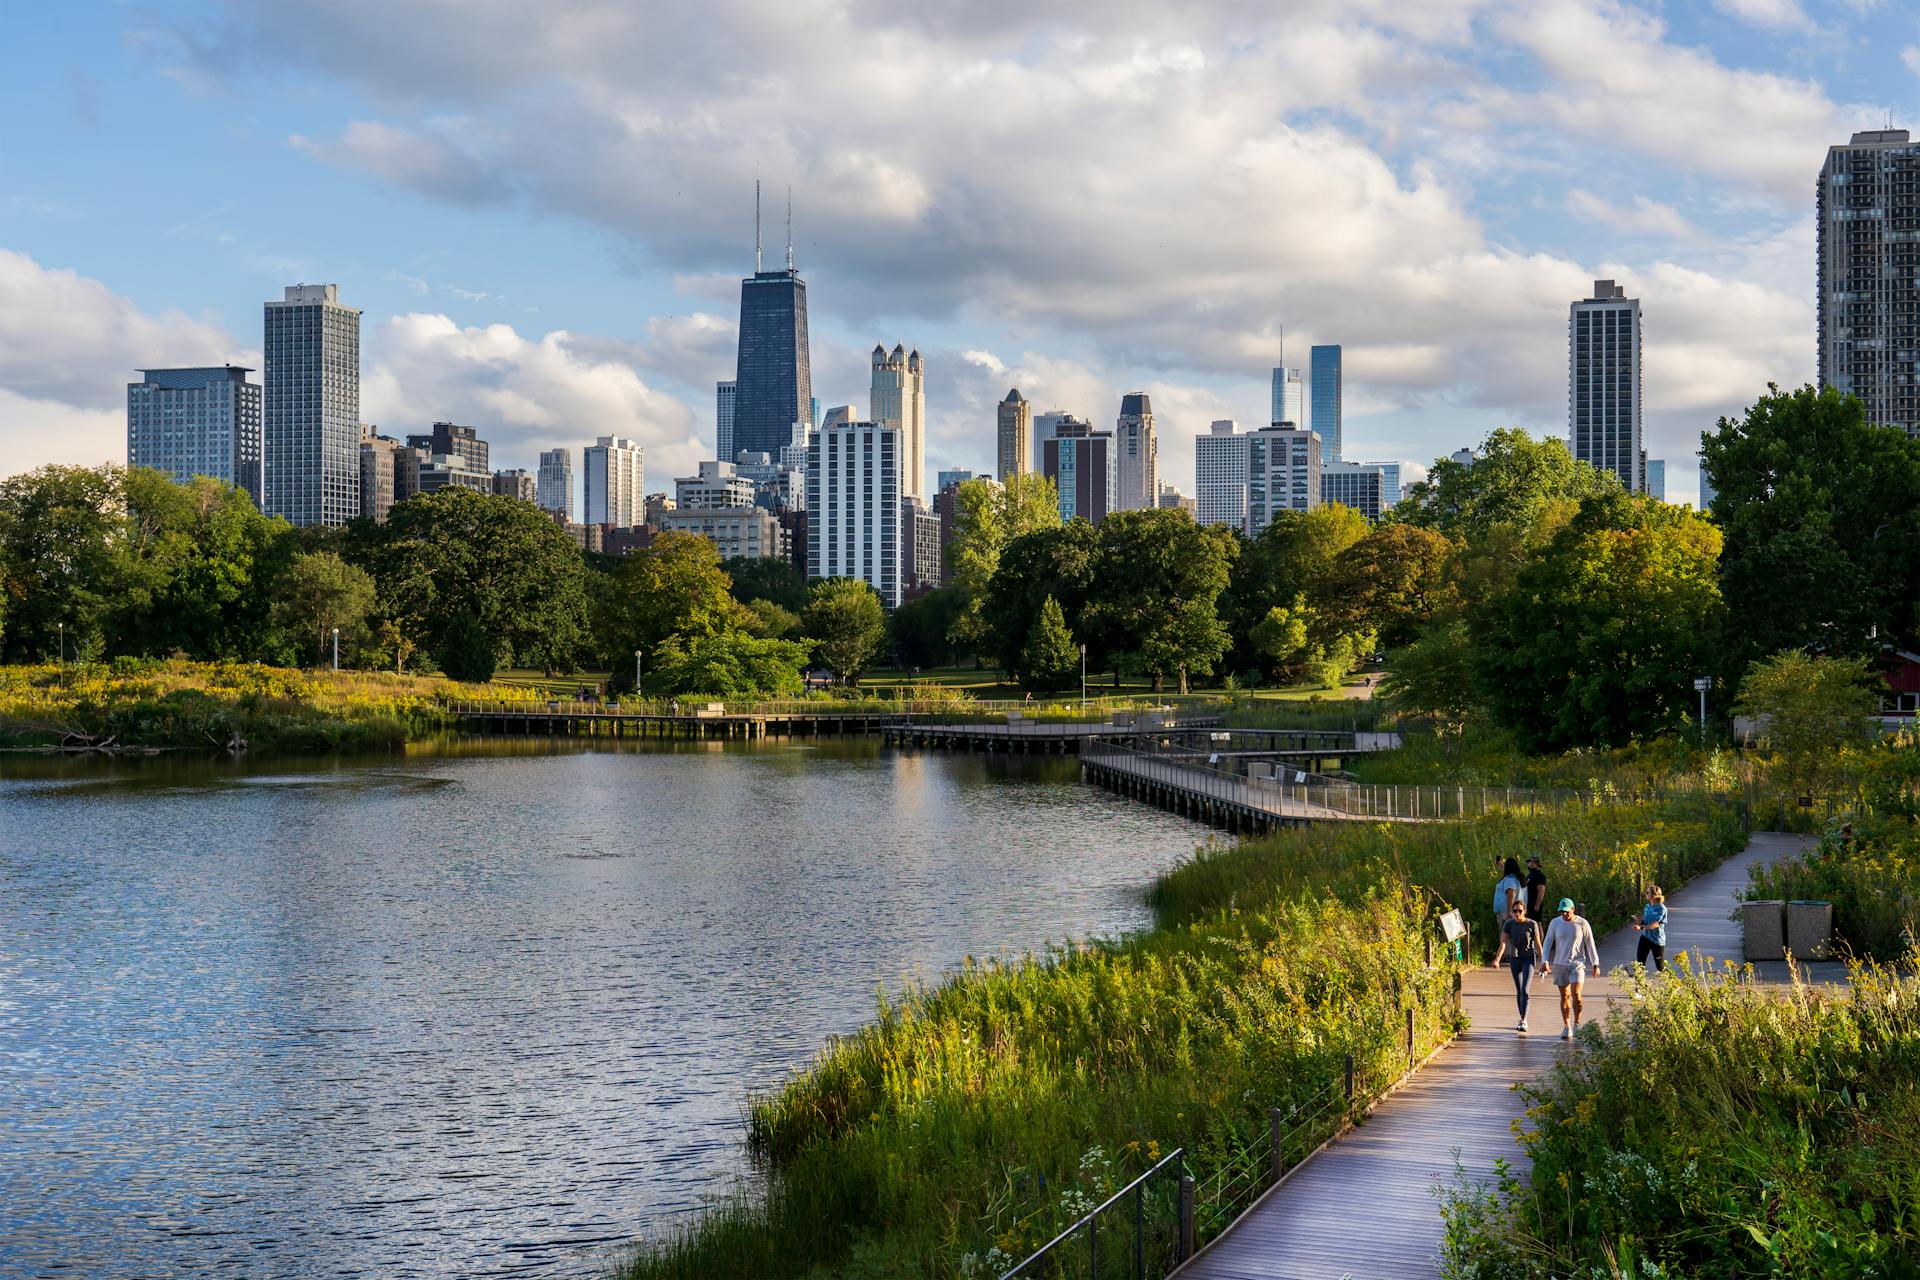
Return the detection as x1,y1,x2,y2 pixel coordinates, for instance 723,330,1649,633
2,0,1915,507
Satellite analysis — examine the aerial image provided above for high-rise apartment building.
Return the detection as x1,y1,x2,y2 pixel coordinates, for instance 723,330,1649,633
936,469,976,493
733,452,806,512
1569,279,1645,492
537,447,574,521
1646,458,1666,503
1320,460,1387,521
676,460,757,510
1042,417,1116,524
358,426,404,521
584,436,645,526
1157,484,1195,516
1818,128,1920,436
1032,410,1072,476
126,366,263,504
1310,345,1342,461
733,190,813,460
807,419,903,606
1270,366,1304,426
263,283,360,526
902,497,942,593
1246,425,1320,533
493,469,538,504
997,388,1031,481
716,379,737,463
406,422,488,473
662,505,787,561
1115,392,1159,512
1698,456,1716,512
870,343,926,500
1195,419,1249,529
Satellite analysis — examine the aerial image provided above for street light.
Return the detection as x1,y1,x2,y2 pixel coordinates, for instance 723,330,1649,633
57,621,64,688
332,627,340,672
634,649,643,699
1693,675,1712,746
1080,644,1088,712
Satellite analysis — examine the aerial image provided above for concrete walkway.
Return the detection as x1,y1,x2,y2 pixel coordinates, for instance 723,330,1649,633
1175,831,1823,1280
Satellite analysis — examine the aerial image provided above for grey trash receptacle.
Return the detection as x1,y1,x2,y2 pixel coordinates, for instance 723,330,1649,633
1786,899,1835,961
1742,900,1786,962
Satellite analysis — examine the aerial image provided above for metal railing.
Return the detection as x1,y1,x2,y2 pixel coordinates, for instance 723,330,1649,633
442,697,913,719
999,1147,1191,1280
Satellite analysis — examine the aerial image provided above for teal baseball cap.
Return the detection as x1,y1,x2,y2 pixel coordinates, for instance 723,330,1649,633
1557,897,1575,913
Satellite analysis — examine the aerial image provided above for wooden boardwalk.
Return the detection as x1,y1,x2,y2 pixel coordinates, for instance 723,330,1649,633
1176,831,1822,1280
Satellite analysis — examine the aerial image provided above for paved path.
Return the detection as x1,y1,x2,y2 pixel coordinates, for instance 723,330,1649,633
1175,831,1824,1280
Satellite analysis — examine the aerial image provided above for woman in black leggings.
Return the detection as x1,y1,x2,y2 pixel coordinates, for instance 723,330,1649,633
1502,901,1544,1034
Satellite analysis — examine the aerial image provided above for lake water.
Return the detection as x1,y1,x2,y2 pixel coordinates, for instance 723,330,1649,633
0,739,1213,1278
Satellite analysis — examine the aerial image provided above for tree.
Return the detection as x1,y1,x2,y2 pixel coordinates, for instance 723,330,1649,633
804,578,887,683
888,587,966,670
1084,509,1238,693
1393,428,1619,541
1702,384,1920,672
723,556,809,614
1021,596,1080,693
1736,651,1882,797
269,550,376,666
120,475,292,659
1221,505,1369,680
437,611,496,683
740,597,803,639
982,519,1097,679
0,465,129,661
1320,523,1457,648
1247,599,1311,680
1378,620,1480,753
648,630,810,696
595,530,742,669
945,474,1060,654
1472,494,1725,751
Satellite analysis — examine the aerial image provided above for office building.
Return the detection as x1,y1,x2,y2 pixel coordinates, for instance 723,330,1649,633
1320,460,1387,521
406,421,487,473
1115,392,1159,511
1818,129,1920,435
676,460,757,510
1698,457,1716,512
807,419,903,606
1042,416,1116,524
716,379,737,463
1195,419,1249,529
493,469,538,504
584,435,644,526
903,496,942,593
1310,345,1342,460
663,505,787,561
358,426,404,521
1569,279,1645,492
126,366,263,504
936,468,976,493
1361,461,1404,507
821,404,856,430
733,451,805,512
644,492,677,525
997,388,1031,480
1271,366,1304,426
1646,458,1666,503
263,283,360,526
870,342,927,500
733,188,813,459
415,455,492,495
537,447,573,521
1246,424,1320,533
1157,484,1195,516
1033,410,1073,475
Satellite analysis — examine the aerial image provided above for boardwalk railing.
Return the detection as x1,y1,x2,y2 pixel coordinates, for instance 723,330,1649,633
999,1147,1192,1280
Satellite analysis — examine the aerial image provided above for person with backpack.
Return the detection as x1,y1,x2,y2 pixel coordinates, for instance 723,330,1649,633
1489,857,1525,965
1501,901,1544,1033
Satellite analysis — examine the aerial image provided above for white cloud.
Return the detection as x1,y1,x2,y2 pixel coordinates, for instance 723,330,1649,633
1564,190,1700,241
1711,0,1812,30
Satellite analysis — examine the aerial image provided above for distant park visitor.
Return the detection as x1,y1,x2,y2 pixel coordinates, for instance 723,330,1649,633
1525,855,1547,918
1489,857,1525,963
1542,898,1600,1041
1633,885,1668,974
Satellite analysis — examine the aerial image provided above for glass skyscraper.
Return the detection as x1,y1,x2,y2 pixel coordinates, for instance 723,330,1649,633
264,283,361,526
1569,279,1644,493
1818,129,1920,436
1310,344,1342,461
127,366,263,505
734,269,812,460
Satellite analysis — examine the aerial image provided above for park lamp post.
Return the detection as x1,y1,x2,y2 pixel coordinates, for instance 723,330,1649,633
634,649,643,700
1693,675,1712,746
332,627,340,672
58,621,64,687
1080,644,1088,712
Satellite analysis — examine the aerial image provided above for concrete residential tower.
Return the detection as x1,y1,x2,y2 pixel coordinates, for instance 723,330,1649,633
1818,128,1920,435
1115,392,1159,511
1569,279,1645,493
1195,419,1249,529
870,343,926,500
808,419,903,606
263,283,361,526
537,448,574,521
584,436,644,526
996,388,1031,481
126,366,263,505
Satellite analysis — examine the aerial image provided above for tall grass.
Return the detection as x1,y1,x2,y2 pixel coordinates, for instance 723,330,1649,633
1441,962,1920,1278
1749,816,1920,961
619,800,1743,1279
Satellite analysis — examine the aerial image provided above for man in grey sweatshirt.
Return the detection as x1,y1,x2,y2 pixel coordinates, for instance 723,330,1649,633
1541,897,1601,1040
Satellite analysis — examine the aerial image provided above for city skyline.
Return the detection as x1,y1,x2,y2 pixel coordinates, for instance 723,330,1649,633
4,4,1914,502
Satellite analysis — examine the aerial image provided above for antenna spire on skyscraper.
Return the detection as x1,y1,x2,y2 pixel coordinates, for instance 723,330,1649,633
755,175,763,273
786,186,794,271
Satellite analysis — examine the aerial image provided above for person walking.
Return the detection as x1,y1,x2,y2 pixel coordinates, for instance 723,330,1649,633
1632,885,1668,974
1542,898,1600,1040
1490,857,1525,965
1524,856,1548,920
1501,901,1544,1033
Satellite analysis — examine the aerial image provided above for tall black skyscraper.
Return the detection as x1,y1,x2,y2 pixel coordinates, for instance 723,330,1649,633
733,185,813,459
1818,128,1920,436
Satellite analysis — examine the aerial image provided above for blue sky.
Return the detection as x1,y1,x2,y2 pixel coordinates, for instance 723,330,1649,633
3,0,1916,503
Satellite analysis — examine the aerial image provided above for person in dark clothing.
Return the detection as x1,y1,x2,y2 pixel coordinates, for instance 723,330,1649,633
1525,857,1548,920
1502,902,1545,1033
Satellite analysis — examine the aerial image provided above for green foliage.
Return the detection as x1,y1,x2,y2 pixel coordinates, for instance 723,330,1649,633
268,550,376,667
1442,964,1920,1279
723,555,810,614
1473,494,1724,752
0,464,143,661
1379,621,1478,745
436,611,496,683
886,587,967,670
1703,383,1920,669
647,630,810,697
982,519,1096,678
804,578,887,682
595,531,742,676
944,474,1061,651
1019,596,1079,693
1393,426,1620,541
1737,651,1884,796
1247,598,1310,675
1084,508,1237,693
739,597,803,640
1320,523,1457,648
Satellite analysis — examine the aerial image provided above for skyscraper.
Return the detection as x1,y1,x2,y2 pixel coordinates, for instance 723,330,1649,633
1042,417,1116,524
1195,419,1249,529
1114,392,1159,511
1246,424,1320,533
126,366,262,504
1569,279,1645,492
996,388,1031,481
1698,456,1716,512
1646,458,1666,503
870,343,926,500
1818,128,1920,435
1032,410,1072,475
1270,366,1304,426
264,283,360,526
537,447,574,521
716,379,737,462
492,469,538,504
359,426,404,522
1310,345,1342,461
1320,460,1387,520
406,422,488,472
733,187,813,460
584,436,644,526
808,419,903,606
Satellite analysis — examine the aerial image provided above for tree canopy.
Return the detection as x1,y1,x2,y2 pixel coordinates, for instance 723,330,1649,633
1084,509,1238,693
804,578,886,683
1393,428,1619,541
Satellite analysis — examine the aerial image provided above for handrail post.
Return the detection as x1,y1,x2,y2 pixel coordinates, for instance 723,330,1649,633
1134,1180,1145,1280
1344,1052,1355,1108
1269,1105,1283,1181
1088,1208,1097,1275
1178,1175,1196,1261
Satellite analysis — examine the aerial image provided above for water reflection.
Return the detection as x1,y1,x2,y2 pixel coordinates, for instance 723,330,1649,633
0,739,1211,1277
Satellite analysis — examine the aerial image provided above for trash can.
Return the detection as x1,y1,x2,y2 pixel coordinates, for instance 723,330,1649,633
1786,900,1835,961
1742,900,1786,962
